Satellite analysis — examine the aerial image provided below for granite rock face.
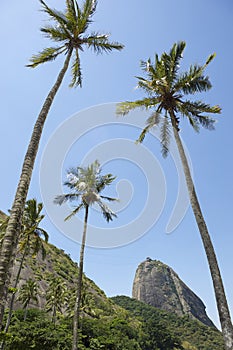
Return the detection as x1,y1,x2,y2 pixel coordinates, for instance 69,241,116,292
132,259,215,327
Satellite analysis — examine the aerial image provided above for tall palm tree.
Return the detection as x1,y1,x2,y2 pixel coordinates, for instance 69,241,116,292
0,0,123,326
45,276,68,324
0,199,48,349
117,41,233,350
54,160,117,350
17,279,39,321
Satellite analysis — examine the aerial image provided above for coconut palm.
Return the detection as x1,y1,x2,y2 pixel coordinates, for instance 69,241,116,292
117,41,233,350
0,0,123,326
0,199,48,349
54,160,117,350
45,276,68,324
17,279,39,321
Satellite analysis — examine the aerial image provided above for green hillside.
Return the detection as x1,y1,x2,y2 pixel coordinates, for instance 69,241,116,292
1,241,225,349
112,295,224,350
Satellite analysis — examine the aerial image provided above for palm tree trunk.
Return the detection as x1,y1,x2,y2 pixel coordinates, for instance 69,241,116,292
23,304,29,322
0,243,29,350
72,205,89,350
0,49,73,328
170,111,233,350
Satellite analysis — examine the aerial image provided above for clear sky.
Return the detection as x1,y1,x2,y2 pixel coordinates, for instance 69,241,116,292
1,0,233,329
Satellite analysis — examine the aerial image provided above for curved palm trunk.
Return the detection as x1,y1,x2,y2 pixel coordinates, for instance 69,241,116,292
0,49,73,328
170,111,233,350
73,205,89,350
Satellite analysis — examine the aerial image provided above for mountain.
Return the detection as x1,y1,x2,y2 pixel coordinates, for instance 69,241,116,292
132,258,215,327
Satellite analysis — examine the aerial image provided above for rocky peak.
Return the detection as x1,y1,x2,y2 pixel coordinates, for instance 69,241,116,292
132,259,215,327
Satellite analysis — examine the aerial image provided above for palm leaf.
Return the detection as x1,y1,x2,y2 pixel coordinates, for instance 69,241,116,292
65,203,84,221
97,200,117,222
160,114,171,158
168,41,186,83
54,193,80,205
69,49,82,87
66,0,78,23
40,0,68,27
116,97,157,116
84,33,124,54
27,46,66,68
41,25,70,42
77,0,97,34
100,195,118,202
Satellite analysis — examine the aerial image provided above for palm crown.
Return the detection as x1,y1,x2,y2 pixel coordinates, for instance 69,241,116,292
54,160,117,222
27,0,124,87
117,41,221,156
19,199,49,259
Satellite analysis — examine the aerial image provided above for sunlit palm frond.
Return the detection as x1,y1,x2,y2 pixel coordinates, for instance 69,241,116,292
96,174,116,192
39,0,68,27
77,0,97,34
69,49,82,87
26,46,67,68
117,97,158,116
135,110,161,144
84,33,124,54
100,195,118,202
54,193,80,205
97,200,117,222
168,41,186,84
41,26,70,42
66,0,78,23
65,203,84,221
160,114,171,158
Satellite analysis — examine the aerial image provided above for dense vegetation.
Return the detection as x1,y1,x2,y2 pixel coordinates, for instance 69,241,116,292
0,238,225,350
112,296,225,350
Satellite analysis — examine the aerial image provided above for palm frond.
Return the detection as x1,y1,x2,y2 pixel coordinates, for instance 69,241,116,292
64,203,84,221
168,41,186,84
116,97,157,116
54,193,80,205
41,25,70,42
69,49,82,87
40,0,68,27
27,46,66,68
100,195,118,202
97,200,117,222
36,228,49,242
174,64,212,94
160,114,171,158
76,0,97,33
177,100,219,131
136,124,152,144
84,33,124,54
81,0,97,21
96,174,116,192
204,53,216,68
66,0,77,23
135,110,161,144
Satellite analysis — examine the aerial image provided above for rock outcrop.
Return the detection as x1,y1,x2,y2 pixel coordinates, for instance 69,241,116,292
132,258,215,327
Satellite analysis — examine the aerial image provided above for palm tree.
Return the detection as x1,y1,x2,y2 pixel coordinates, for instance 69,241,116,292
45,276,68,324
17,279,39,321
54,160,117,350
0,0,123,326
117,41,233,350
0,199,48,348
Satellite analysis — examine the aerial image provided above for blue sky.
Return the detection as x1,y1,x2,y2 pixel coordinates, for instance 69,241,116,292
1,0,233,329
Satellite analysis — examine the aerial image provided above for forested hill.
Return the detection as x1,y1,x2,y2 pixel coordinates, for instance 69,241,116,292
112,295,224,350
3,240,224,349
